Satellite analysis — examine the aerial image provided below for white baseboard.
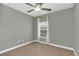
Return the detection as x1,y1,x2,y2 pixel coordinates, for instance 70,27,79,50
34,40,76,56
72,49,77,56
0,40,35,54
34,40,74,50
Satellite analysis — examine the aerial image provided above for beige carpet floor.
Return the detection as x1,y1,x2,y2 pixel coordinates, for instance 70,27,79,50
0,42,75,56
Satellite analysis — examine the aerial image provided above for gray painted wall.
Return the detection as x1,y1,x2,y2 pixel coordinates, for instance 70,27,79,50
0,4,33,51
32,17,37,40
74,3,79,55
36,8,74,48
49,8,74,48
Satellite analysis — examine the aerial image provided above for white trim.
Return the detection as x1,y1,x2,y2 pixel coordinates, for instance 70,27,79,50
34,40,76,55
35,40,74,50
0,40,35,54
72,49,77,56
47,15,50,42
37,17,40,41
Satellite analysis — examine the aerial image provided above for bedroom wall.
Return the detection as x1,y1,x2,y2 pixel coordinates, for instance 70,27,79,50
0,4,33,51
32,17,37,41
74,3,79,55
49,8,74,48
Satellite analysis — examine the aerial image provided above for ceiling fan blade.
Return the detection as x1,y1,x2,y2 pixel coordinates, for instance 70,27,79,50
39,3,43,6
36,3,43,7
27,9,34,12
25,3,33,7
41,8,52,11
36,3,38,5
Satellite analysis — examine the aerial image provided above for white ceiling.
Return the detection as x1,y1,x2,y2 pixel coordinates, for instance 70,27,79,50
2,3,74,17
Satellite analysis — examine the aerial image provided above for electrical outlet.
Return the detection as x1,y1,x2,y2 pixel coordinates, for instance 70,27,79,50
16,40,21,43
16,40,24,43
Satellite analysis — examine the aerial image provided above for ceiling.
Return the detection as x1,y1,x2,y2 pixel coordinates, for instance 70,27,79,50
2,3,74,17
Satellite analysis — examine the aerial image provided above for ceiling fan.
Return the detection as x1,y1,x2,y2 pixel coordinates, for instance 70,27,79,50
25,3,52,12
